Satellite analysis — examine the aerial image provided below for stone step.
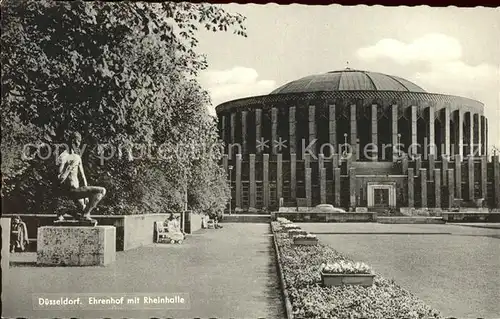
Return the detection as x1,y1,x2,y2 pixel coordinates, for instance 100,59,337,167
221,214,271,223
377,216,446,224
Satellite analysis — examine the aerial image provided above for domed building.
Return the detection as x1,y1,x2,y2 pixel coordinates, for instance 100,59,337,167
216,69,500,212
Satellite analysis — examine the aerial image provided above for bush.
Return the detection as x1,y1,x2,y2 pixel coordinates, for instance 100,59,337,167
1,1,245,215
272,222,443,319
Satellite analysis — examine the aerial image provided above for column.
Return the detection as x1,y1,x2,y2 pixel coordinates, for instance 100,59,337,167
454,154,462,199
444,107,450,158
481,156,487,200
334,168,341,207
241,110,247,155
309,105,316,154
408,168,414,208
448,168,455,208
320,168,326,204
428,105,435,156
416,156,422,177
467,155,474,201
442,156,449,187
478,114,482,156
332,153,339,169
392,104,398,162
402,154,408,174
290,154,297,201
263,154,269,208
271,107,278,155
222,154,228,174
249,154,256,210
289,106,296,155
493,155,500,208
420,168,427,208
411,105,417,157
468,112,473,156
350,104,357,160
346,153,353,170
305,168,312,207
221,115,226,142
305,153,311,170
371,104,378,161
277,154,283,203
255,109,262,154
318,153,324,171
458,110,463,159
485,118,488,157
429,154,435,181
434,168,441,208
329,104,336,151
235,154,242,209
473,114,479,156
349,167,356,208
230,113,236,144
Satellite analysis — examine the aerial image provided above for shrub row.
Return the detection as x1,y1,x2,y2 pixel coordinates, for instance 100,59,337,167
272,221,443,319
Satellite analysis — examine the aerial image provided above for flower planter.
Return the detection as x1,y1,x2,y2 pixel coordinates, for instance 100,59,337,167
281,225,301,232
288,230,307,238
292,237,318,245
321,271,375,287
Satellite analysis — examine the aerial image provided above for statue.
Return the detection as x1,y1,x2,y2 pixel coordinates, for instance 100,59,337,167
55,131,106,225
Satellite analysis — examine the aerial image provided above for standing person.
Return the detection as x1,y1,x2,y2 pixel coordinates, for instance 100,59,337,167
55,131,106,221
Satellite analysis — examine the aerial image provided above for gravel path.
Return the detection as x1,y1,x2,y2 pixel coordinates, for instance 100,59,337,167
3,223,285,319
300,223,500,319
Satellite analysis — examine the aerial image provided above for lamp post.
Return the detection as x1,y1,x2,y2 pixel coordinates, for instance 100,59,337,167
397,133,402,157
342,133,348,158
183,168,188,233
228,165,233,215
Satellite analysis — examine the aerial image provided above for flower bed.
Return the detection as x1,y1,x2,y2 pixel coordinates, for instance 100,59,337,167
271,222,443,319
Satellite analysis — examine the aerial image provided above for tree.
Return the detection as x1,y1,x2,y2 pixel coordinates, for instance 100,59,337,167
1,0,244,214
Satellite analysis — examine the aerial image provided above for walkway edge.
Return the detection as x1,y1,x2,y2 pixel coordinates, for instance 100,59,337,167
271,223,294,319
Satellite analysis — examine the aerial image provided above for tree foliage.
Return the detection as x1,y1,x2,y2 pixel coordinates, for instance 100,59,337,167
1,0,244,214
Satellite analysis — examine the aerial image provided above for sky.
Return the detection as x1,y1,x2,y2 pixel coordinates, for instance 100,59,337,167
196,5,500,151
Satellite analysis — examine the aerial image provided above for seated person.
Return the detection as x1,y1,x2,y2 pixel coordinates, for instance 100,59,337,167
207,210,223,229
165,213,185,239
10,215,29,252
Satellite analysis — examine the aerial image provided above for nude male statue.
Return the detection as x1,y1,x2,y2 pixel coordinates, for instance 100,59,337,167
55,131,106,221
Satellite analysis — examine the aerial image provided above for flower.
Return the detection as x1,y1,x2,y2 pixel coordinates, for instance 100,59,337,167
283,223,300,229
293,234,317,239
321,261,372,274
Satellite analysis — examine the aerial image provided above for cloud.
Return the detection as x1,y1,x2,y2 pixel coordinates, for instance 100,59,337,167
356,33,500,149
199,67,276,115
356,33,462,64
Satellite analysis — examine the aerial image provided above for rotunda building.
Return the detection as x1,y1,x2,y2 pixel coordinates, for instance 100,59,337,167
216,69,500,213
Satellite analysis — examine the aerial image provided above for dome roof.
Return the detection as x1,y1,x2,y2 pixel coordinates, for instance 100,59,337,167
270,69,426,94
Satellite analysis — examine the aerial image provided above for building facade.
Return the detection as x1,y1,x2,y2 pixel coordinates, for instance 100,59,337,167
216,69,500,211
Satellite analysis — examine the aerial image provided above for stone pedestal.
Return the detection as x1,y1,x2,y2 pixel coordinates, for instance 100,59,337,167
37,226,116,266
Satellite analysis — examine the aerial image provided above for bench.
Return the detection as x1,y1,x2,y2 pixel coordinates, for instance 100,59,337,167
154,221,184,244
154,221,170,243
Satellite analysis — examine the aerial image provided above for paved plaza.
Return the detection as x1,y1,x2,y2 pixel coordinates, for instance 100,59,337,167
3,221,500,319
2,224,285,319
300,223,500,319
